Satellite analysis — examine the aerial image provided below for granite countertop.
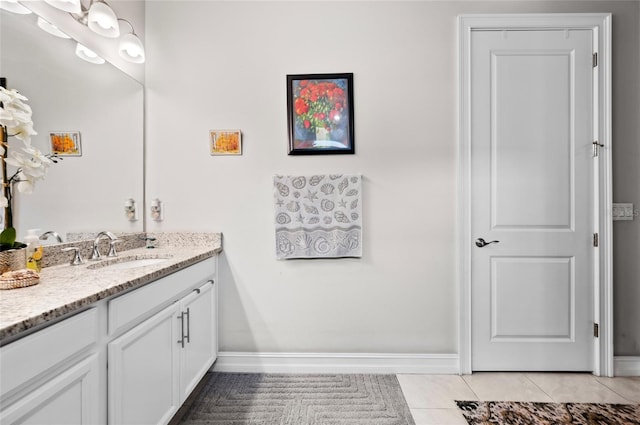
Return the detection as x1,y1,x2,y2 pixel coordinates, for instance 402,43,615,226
0,233,222,343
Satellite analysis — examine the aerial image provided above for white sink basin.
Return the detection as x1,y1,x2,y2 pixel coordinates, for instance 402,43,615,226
87,256,169,271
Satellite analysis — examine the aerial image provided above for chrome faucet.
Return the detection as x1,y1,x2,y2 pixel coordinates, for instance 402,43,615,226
40,230,63,243
91,231,119,260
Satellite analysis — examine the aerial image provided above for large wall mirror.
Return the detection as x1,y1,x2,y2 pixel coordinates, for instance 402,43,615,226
0,7,144,243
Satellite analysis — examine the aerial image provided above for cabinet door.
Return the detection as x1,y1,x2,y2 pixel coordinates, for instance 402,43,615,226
108,303,180,425
179,280,216,401
0,355,100,425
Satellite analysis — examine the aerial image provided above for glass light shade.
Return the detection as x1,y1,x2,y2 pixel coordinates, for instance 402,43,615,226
43,0,81,14
0,0,32,14
75,43,105,64
118,33,145,63
37,17,70,39
87,1,119,38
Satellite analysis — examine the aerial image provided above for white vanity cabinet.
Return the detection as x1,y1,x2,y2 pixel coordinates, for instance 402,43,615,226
0,309,102,425
107,259,217,425
0,255,218,425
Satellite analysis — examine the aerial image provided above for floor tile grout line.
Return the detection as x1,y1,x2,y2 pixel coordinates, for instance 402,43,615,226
522,373,558,403
460,374,481,402
593,377,634,404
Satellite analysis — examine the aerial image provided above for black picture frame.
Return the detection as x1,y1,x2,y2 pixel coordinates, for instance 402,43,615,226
286,73,354,155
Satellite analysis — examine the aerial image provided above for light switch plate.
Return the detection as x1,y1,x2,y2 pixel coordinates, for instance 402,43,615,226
612,203,634,221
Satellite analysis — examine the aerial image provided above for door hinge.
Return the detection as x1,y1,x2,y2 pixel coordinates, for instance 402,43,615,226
593,52,598,68
593,233,599,247
594,323,599,338
592,141,603,157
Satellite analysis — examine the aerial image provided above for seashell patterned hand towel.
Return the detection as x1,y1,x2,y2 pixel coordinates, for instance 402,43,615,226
273,174,362,259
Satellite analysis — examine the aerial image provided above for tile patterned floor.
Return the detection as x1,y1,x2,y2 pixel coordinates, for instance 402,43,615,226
397,373,640,425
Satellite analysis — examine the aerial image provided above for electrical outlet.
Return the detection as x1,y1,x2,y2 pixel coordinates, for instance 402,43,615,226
612,203,634,221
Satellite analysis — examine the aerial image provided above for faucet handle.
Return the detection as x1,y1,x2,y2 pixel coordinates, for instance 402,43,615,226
61,247,85,266
107,239,121,258
90,245,102,261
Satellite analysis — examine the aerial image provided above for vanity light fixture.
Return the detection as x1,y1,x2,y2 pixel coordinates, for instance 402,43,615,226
0,0,32,14
117,19,145,63
87,0,119,38
43,0,81,14
37,16,71,39
36,0,145,66
75,42,105,64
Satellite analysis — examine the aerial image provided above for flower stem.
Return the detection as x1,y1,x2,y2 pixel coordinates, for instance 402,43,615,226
1,125,11,230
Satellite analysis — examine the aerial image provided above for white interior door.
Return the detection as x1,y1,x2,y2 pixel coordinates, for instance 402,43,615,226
470,29,595,371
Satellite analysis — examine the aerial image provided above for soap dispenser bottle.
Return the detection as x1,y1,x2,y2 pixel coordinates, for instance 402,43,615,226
25,229,43,272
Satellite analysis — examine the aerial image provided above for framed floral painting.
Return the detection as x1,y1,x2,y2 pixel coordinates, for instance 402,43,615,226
49,131,82,156
286,73,354,155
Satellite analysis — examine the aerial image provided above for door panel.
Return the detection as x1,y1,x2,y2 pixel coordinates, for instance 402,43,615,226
108,303,180,425
492,52,573,229
491,257,573,340
471,29,593,371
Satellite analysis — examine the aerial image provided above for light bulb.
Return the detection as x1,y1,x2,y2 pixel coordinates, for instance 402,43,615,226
87,1,119,38
75,43,105,64
118,33,145,63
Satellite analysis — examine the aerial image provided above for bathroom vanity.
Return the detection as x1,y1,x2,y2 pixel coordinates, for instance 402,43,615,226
0,233,221,425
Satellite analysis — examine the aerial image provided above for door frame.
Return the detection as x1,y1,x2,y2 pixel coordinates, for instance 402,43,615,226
458,13,613,376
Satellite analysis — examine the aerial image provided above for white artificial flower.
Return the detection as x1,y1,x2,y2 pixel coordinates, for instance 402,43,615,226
0,87,36,143
4,146,52,192
0,88,28,103
22,145,52,167
5,152,44,180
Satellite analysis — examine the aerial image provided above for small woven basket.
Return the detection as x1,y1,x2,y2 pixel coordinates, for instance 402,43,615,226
0,269,40,290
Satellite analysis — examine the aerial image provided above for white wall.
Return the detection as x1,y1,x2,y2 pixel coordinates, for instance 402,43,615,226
145,1,640,356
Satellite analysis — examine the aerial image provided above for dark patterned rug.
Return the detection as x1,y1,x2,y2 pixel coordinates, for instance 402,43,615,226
456,400,640,425
175,373,416,425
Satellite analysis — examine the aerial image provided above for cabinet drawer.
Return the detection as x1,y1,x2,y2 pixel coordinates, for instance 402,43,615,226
108,257,215,337
0,308,98,399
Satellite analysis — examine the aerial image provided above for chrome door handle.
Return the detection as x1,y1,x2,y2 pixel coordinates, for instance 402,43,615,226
184,308,190,344
177,313,185,348
475,238,499,248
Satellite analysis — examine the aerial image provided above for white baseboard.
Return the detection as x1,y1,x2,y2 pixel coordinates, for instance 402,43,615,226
614,356,640,376
212,352,460,374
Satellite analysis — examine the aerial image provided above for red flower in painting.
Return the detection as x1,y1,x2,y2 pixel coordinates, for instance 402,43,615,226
294,97,309,115
304,120,311,129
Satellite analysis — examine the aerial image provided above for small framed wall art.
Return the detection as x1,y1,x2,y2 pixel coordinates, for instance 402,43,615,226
210,130,242,155
49,131,82,156
286,73,354,155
